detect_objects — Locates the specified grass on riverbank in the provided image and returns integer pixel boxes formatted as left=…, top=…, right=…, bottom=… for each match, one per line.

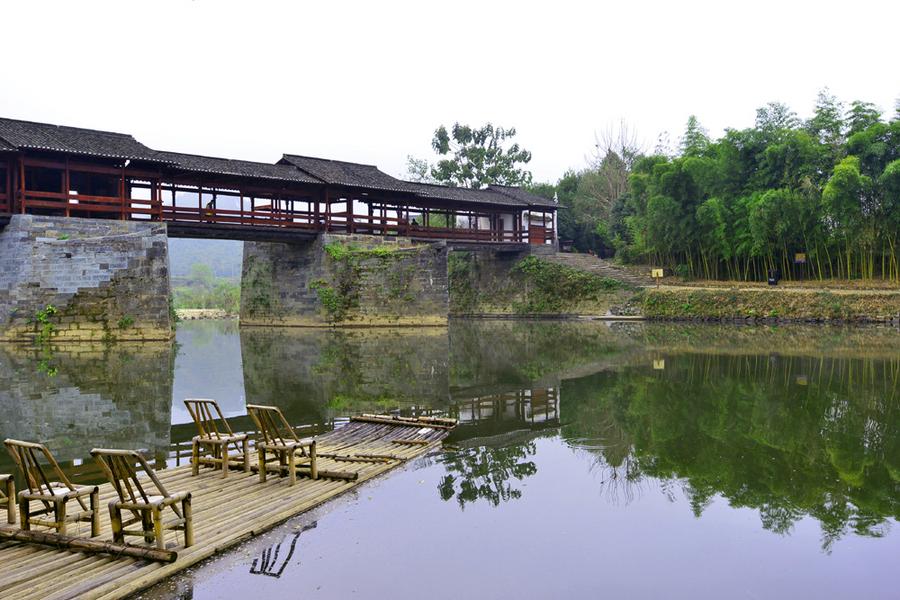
left=642, top=287, right=900, bottom=321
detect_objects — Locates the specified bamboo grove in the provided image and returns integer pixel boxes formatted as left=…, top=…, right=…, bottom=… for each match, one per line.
left=544, top=92, right=900, bottom=281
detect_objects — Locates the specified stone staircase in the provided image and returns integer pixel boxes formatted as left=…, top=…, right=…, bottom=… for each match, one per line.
left=542, top=253, right=653, bottom=287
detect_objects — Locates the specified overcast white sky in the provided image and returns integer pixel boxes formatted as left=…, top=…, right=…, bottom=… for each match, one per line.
left=2, top=1, right=897, bottom=183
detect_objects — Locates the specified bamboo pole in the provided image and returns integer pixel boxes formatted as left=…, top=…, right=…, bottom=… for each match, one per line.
left=0, top=528, right=176, bottom=563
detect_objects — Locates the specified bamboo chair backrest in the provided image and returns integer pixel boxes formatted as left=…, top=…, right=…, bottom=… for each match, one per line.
left=246, top=405, right=300, bottom=447
left=90, top=449, right=182, bottom=518
left=4, top=439, right=77, bottom=496
left=184, top=398, right=236, bottom=440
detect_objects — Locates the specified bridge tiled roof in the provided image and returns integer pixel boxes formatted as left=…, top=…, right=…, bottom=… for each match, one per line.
left=0, top=118, right=172, bottom=164
left=487, top=184, right=557, bottom=208
left=400, top=181, right=524, bottom=207
left=156, top=151, right=323, bottom=185
left=279, top=154, right=415, bottom=194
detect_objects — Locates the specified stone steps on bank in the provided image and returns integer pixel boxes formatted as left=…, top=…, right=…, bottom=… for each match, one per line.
left=542, top=253, right=652, bottom=287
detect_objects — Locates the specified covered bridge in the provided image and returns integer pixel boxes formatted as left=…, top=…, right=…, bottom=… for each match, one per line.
left=0, top=117, right=557, bottom=245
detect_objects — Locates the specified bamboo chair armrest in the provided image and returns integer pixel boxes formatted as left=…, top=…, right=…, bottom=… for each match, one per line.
left=113, top=500, right=153, bottom=511
left=90, top=448, right=140, bottom=456
left=259, top=440, right=313, bottom=451
left=113, top=491, right=189, bottom=511
left=163, top=491, right=191, bottom=505
left=3, top=440, right=44, bottom=449
left=194, top=433, right=248, bottom=443
left=18, top=486, right=97, bottom=502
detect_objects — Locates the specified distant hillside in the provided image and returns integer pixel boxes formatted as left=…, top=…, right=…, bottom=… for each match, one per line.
left=168, top=238, right=243, bottom=278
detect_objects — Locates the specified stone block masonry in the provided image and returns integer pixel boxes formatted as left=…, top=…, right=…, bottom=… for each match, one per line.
left=241, top=233, right=449, bottom=326
left=0, top=215, right=174, bottom=342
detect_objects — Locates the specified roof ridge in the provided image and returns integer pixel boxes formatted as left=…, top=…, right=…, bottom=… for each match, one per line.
left=159, top=149, right=287, bottom=166
left=0, top=116, right=134, bottom=139
left=281, top=153, right=379, bottom=169
left=58, top=125, right=135, bottom=139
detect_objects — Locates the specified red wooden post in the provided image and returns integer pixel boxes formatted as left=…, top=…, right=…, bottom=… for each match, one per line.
left=348, top=197, right=354, bottom=234
left=64, top=158, right=70, bottom=217
left=19, top=157, right=25, bottom=214
left=324, top=190, right=330, bottom=232
left=3, top=160, right=9, bottom=213
left=120, top=166, right=126, bottom=220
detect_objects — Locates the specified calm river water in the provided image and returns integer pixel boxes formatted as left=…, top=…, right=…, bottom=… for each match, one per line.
left=1, top=320, right=898, bottom=599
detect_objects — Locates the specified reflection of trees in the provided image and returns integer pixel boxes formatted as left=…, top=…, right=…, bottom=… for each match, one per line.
left=438, top=441, right=538, bottom=509
left=562, top=353, right=900, bottom=551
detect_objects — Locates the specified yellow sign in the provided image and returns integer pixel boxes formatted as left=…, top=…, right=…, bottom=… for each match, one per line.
left=794, top=253, right=806, bottom=264
left=651, top=268, right=664, bottom=278
left=653, top=359, right=665, bottom=370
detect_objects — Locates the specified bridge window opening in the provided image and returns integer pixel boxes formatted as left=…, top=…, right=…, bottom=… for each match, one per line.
left=25, top=166, right=62, bottom=194
left=68, top=170, right=119, bottom=198
left=126, top=179, right=154, bottom=220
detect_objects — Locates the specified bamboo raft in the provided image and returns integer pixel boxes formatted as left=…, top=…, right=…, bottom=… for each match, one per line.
left=0, top=415, right=455, bottom=600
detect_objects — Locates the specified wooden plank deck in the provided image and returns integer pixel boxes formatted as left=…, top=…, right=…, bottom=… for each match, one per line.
left=0, top=417, right=454, bottom=600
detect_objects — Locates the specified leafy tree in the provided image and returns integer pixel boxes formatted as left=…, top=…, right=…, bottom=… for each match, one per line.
left=599, top=92, right=900, bottom=281
left=415, top=123, right=533, bottom=189
left=847, top=100, right=882, bottom=135
left=755, top=101, right=800, bottom=138
left=405, top=155, right=434, bottom=183
left=680, top=115, right=710, bottom=156
left=807, top=88, right=846, bottom=172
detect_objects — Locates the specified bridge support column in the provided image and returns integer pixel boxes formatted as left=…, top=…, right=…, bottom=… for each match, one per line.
left=240, top=234, right=449, bottom=326
left=0, top=215, right=174, bottom=342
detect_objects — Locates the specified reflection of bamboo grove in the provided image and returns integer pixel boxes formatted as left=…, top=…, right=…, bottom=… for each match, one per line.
left=563, top=352, right=900, bottom=551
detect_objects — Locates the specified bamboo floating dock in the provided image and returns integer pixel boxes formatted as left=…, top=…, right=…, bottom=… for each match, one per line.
left=0, top=415, right=455, bottom=600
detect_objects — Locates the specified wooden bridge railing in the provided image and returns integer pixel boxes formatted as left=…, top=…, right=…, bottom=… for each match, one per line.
left=13, top=190, right=546, bottom=244
left=21, top=190, right=162, bottom=220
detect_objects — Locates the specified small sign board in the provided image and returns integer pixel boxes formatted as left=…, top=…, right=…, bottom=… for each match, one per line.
left=794, top=253, right=807, bottom=264
left=651, top=268, right=664, bottom=278
left=653, top=359, right=666, bottom=370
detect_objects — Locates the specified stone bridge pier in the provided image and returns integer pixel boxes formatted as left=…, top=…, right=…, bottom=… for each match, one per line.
left=240, top=233, right=450, bottom=326
left=0, top=215, right=174, bottom=342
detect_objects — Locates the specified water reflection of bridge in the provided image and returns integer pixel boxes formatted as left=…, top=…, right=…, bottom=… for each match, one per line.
left=449, top=387, right=559, bottom=430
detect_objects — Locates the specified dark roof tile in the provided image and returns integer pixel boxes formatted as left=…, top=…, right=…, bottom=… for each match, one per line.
left=401, top=181, right=524, bottom=207
left=156, top=150, right=322, bottom=185
left=488, top=185, right=558, bottom=208
left=279, top=154, right=413, bottom=193
left=0, top=118, right=170, bottom=164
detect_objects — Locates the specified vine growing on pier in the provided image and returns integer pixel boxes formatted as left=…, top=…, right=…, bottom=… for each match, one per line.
left=33, top=304, right=58, bottom=345
left=313, top=242, right=414, bottom=323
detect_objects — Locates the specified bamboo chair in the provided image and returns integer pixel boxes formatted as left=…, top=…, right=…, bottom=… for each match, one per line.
left=184, top=398, right=250, bottom=477
left=90, top=448, right=193, bottom=549
left=1, top=473, right=15, bottom=524
left=4, top=439, right=99, bottom=536
left=246, top=404, right=318, bottom=486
